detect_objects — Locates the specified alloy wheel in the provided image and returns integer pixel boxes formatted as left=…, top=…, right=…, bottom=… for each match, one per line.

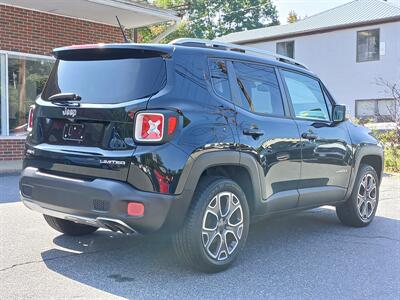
left=357, top=174, right=377, bottom=220
left=201, top=191, right=244, bottom=261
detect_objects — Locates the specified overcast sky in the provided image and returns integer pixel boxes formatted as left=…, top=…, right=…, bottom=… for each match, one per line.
left=275, top=0, right=400, bottom=24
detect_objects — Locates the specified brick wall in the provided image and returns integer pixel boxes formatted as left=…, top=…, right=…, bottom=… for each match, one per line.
left=0, top=4, right=127, bottom=160
left=0, top=4, right=125, bottom=56
left=0, top=139, right=25, bottom=161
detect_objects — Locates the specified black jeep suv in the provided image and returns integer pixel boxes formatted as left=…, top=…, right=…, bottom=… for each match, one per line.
left=20, top=39, right=384, bottom=272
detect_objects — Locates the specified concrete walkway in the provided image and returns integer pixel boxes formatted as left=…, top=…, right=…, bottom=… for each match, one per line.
left=0, top=160, right=22, bottom=174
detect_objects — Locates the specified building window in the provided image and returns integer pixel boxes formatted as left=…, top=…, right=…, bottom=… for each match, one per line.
left=7, top=54, right=53, bottom=136
left=355, top=99, right=396, bottom=122
left=276, top=41, right=295, bottom=59
left=357, top=29, right=379, bottom=62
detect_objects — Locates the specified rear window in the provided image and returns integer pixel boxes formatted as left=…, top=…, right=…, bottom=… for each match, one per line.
left=42, top=56, right=166, bottom=104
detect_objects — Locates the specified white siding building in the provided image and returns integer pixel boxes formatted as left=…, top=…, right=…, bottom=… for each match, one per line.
left=218, top=0, right=400, bottom=121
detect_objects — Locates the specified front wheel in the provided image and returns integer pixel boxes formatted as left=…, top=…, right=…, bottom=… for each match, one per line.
left=173, top=177, right=250, bottom=273
left=336, top=164, right=379, bottom=227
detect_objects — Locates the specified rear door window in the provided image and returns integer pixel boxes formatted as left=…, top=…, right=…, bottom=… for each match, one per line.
left=42, top=55, right=166, bottom=104
left=232, top=61, right=285, bottom=116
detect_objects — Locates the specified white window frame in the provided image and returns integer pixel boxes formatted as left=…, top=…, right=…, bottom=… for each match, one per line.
left=276, top=40, right=295, bottom=59
left=356, top=28, right=380, bottom=63
left=355, top=98, right=396, bottom=122
left=0, top=50, right=55, bottom=137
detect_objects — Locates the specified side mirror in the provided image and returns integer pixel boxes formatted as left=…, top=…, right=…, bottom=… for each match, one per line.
left=333, top=104, right=346, bottom=122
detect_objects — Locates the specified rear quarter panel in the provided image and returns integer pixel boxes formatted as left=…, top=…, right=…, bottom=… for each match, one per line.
left=135, top=49, right=238, bottom=194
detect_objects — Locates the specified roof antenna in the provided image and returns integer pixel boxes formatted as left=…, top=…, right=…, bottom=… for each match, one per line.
left=116, top=16, right=129, bottom=43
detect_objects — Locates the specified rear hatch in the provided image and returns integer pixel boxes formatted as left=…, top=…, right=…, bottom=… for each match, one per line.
left=26, top=45, right=171, bottom=181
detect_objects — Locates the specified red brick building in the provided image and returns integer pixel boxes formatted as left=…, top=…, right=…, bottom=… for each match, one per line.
left=0, top=0, right=179, bottom=160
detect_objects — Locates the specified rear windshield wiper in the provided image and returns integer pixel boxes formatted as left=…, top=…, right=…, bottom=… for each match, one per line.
left=48, top=93, right=81, bottom=102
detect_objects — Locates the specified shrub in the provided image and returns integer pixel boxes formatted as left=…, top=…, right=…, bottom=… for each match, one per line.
left=352, top=118, right=399, bottom=173
left=373, top=129, right=400, bottom=173
left=376, top=129, right=400, bottom=172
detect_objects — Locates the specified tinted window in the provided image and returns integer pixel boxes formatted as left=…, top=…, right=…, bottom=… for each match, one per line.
left=276, top=41, right=295, bottom=58
left=357, top=29, right=379, bottom=62
left=282, top=71, right=330, bottom=121
left=209, top=59, right=231, bottom=100
left=233, top=62, right=284, bottom=116
left=42, top=57, right=166, bottom=104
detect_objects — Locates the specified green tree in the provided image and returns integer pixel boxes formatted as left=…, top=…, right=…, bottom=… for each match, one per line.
left=188, top=0, right=279, bottom=39
left=154, top=0, right=185, bottom=8
left=137, top=0, right=193, bottom=43
left=137, top=20, right=194, bottom=43
left=139, top=0, right=279, bottom=42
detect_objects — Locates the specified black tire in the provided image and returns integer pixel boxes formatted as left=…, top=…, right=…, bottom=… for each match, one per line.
left=336, top=164, right=379, bottom=227
left=173, top=176, right=250, bottom=273
left=43, top=215, right=98, bottom=236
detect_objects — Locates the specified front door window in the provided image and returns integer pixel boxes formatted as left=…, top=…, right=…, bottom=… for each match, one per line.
left=281, top=70, right=330, bottom=121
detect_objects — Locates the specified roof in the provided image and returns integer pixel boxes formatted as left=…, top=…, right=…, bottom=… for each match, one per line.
left=0, top=0, right=180, bottom=28
left=54, top=41, right=316, bottom=76
left=217, top=0, right=400, bottom=44
left=170, top=38, right=309, bottom=69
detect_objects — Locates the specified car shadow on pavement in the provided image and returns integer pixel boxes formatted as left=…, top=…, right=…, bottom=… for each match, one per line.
left=41, top=207, right=400, bottom=299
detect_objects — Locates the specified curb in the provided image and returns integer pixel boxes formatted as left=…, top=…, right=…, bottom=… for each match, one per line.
left=0, top=170, right=21, bottom=176
left=0, top=160, right=23, bottom=176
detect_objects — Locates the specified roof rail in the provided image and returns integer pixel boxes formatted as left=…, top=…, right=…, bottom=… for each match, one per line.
left=169, top=38, right=308, bottom=69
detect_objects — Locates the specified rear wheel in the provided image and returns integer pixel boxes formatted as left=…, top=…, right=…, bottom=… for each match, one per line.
left=336, top=164, right=379, bottom=227
left=173, top=177, right=250, bottom=273
left=43, top=215, right=98, bottom=236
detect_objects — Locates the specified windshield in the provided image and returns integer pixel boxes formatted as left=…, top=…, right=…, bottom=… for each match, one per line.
left=42, top=57, right=166, bottom=104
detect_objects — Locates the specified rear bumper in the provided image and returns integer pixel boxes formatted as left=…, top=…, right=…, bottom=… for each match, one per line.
left=20, top=167, right=180, bottom=233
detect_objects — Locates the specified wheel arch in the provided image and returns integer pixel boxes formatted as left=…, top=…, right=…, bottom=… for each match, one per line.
left=345, top=144, right=384, bottom=200
left=167, top=151, right=263, bottom=229
left=360, top=155, right=383, bottom=182
left=196, top=164, right=258, bottom=215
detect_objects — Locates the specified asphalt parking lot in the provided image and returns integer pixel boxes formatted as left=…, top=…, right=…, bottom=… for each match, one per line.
left=0, top=173, right=399, bottom=299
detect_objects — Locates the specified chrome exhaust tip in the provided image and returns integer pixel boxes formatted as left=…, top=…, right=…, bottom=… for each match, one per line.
left=96, top=217, right=137, bottom=235
left=22, top=198, right=138, bottom=235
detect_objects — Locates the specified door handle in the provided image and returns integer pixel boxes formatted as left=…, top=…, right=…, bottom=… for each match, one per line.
left=243, top=128, right=264, bottom=137
left=301, top=132, right=318, bottom=140
left=276, top=153, right=290, bottom=161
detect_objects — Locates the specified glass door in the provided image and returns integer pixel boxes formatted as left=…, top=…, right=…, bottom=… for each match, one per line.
left=7, top=54, right=53, bottom=136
